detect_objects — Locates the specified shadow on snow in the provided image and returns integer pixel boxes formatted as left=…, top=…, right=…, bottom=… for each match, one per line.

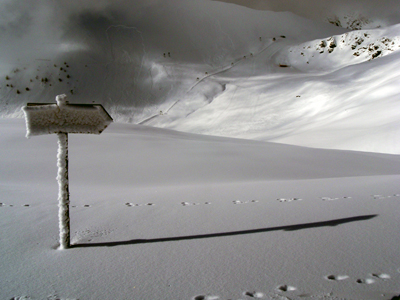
left=72, top=214, right=378, bottom=248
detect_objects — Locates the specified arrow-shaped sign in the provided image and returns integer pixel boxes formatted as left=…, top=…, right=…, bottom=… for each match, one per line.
left=22, top=97, right=112, bottom=137
left=22, top=94, right=113, bottom=249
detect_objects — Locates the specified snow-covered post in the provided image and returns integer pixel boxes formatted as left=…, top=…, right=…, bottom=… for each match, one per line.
left=22, top=94, right=113, bottom=250
left=57, top=132, right=70, bottom=249
left=55, top=95, right=70, bottom=249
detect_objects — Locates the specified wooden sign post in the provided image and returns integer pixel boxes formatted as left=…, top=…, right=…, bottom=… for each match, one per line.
left=22, top=94, right=113, bottom=249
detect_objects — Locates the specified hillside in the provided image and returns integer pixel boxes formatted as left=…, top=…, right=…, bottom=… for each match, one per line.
left=1, top=0, right=399, bottom=153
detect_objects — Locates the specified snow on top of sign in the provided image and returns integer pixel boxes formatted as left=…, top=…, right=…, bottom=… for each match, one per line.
left=56, top=94, right=68, bottom=106
left=22, top=95, right=113, bottom=137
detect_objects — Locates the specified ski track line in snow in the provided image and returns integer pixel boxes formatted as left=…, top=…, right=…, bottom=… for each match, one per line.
left=187, top=36, right=290, bottom=92
left=138, top=37, right=290, bottom=125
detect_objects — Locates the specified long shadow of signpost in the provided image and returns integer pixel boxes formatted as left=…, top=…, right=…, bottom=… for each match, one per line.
left=72, top=214, right=377, bottom=248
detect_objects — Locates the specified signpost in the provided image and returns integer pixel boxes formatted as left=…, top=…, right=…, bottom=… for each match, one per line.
left=22, top=94, right=113, bottom=249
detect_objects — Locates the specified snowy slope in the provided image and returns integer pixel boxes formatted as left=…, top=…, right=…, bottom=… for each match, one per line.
left=0, top=0, right=344, bottom=115
left=1, top=118, right=400, bottom=300
left=1, top=0, right=400, bottom=153
left=4, top=0, right=400, bottom=154
left=150, top=26, right=400, bottom=154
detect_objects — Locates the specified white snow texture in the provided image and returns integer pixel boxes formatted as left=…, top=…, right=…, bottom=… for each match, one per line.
left=1, top=0, right=400, bottom=299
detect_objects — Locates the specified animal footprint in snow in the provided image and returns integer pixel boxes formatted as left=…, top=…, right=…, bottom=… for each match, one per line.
left=0, top=203, right=16, bottom=207
left=276, top=285, right=297, bottom=292
left=125, top=202, right=154, bottom=207
left=192, top=295, right=220, bottom=300
left=243, top=291, right=265, bottom=298
left=0, top=203, right=30, bottom=207
left=277, top=198, right=302, bottom=203
left=321, top=197, right=339, bottom=201
left=321, top=196, right=352, bottom=201
left=371, top=194, right=399, bottom=199
left=371, top=273, right=391, bottom=280
left=181, top=202, right=210, bottom=206
left=181, top=202, right=199, bottom=206
left=233, top=200, right=258, bottom=204
left=233, top=200, right=247, bottom=204
left=325, top=274, right=349, bottom=281
left=356, top=278, right=375, bottom=284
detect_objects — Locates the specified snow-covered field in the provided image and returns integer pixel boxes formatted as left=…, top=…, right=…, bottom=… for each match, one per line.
left=1, top=118, right=400, bottom=300
left=1, top=0, right=400, bottom=299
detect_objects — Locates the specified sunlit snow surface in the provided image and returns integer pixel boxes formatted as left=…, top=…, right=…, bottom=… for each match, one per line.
left=1, top=0, right=400, bottom=153
left=1, top=119, right=400, bottom=300
left=1, top=1, right=400, bottom=298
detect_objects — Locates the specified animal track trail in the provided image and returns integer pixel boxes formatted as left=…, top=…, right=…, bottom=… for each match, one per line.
left=371, top=273, right=391, bottom=280
left=0, top=202, right=30, bottom=207
left=192, top=295, right=220, bottom=300
left=10, top=295, right=78, bottom=300
left=372, top=194, right=400, bottom=199
left=125, top=202, right=155, bottom=207
left=321, top=196, right=352, bottom=201
left=71, top=204, right=92, bottom=208
left=243, top=291, right=265, bottom=298
left=356, top=278, right=376, bottom=284
left=277, top=198, right=302, bottom=203
left=233, top=200, right=259, bottom=204
left=276, top=285, right=297, bottom=292
left=323, top=272, right=392, bottom=285
left=325, top=274, right=349, bottom=281
left=181, top=202, right=212, bottom=206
